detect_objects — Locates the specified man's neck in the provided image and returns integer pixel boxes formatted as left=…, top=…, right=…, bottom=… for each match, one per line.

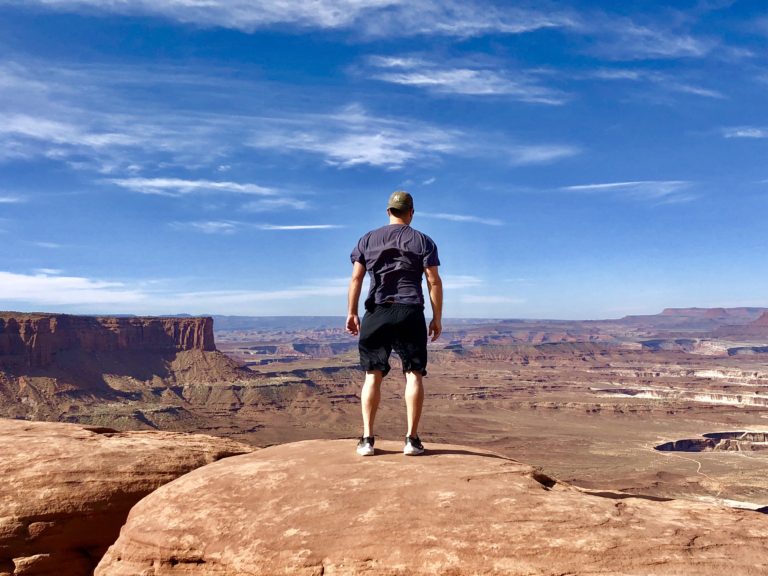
left=389, top=217, right=410, bottom=226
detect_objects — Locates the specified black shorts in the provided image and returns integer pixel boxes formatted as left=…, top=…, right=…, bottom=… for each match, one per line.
left=358, top=304, right=428, bottom=376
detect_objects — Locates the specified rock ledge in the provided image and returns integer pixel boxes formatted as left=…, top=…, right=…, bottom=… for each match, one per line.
left=98, top=439, right=768, bottom=575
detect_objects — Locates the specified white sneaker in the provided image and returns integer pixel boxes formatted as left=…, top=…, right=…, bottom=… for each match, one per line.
left=356, top=436, right=375, bottom=456
left=404, top=435, right=424, bottom=455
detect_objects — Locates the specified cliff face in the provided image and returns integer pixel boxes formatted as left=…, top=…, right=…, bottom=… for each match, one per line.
left=1, top=418, right=252, bottom=576
left=0, top=313, right=215, bottom=369
left=714, top=311, right=768, bottom=340
left=751, top=311, right=768, bottom=326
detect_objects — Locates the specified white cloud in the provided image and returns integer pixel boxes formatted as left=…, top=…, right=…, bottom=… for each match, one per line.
left=170, top=221, right=342, bottom=234
left=562, top=180, right=696, bottom=203
left=442, top=275, right=483, bottom=290
left=257, top=224, right=342, bottom=231
left=0, top=60, right=577, bottom=176
left=171, top=285, right=348, bottom=307
left=33, top=241, right=63, bottom=249
left=584, top=18, right=715, bottom=60
left=170, top=220, right=240, bottom=234
left=34, top=268, right=63, bottom=275
left=248, top=104, right=459, bottom=169
left=0, top=271, right=145, bottom=306
left=723, top=127, right=768, bottom=139
left=590, top=68, right=724, bottom=99
left=420, top=212, right=503, bottom=226
left=109, top=178, right=274, bottom=197
left=367, top=56, right=567, bottom=104
left=422, top=177, right=436, bottom=185
left=669, top=83, right=725, bottom=99
left=242, top=198, right=309, bottom=212
left=0, top=62, right=242, bottom=172
left=0, top=196, right=23, bottom=203
left=3, top=0, right=575, bottom=38
left=0, top=269, right=350, bottom=314
left=592, top=69, right=644, bottom=80
left=509, top=145, right=580, bottom=165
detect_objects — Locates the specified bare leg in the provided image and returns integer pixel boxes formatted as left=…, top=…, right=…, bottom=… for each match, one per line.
left=404, top=371, right=424, bottom=437
left=361, top=370, right=383, bottom=437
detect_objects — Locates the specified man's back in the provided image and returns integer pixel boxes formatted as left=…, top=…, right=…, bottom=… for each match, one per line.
left=351, top=223, right=439, bottom=310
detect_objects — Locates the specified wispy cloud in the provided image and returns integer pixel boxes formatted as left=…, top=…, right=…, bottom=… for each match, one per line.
left=257, top=224, right=342, bottom=231
left=0, top=195, right=24, bottom=203
left=723, top=127, right=768, bottom=139
left=561, top=180, right=696, bottom=203
left=670, top=83, right=725, bottom=99
left=583, top=17, right=715, bottom=60
left=170, top=220, right=240, bottom=235
left=442, top=275, right=483, bottom=290
left=420, top=212, right=503, bottom=226
left=367, top=56, right=567, bottom=104
left=591, top=68, right=725, bottom=99
left=109, top=178, right=274, bottom=197
left=1, top=60, right=579, bottom=175
left=242, top=198, right=309, bottom=212
left=248, top=104, right=459, bottom=169
left=0, top=270, right=144, bottom=306
left=170, top=221, right=342, bottom=234
left=0, top=269, right=350, bottom=313
left=509, top=145, right=580, bottom=165
left=171, top=285, right=347, bottom=307
left=3, top=1, right=575, bottom=38
left=0, top=61, right=247, bottom=173
left=33, top=241, right=63, bottom=249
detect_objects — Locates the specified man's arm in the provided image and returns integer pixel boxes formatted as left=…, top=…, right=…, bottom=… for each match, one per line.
left=346, top=261, right=366, bottom=336
left=424, top=265, right=443, bottom=342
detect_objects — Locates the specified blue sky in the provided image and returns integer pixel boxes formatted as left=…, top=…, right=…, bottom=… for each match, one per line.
left=0, top=0, right=766, bottom=319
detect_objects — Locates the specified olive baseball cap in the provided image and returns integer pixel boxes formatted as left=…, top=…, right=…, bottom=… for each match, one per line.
left=387, top=190, right=414, bottom=211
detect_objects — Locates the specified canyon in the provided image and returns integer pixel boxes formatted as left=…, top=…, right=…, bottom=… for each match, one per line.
left=2, top=308, right=768, bottom=573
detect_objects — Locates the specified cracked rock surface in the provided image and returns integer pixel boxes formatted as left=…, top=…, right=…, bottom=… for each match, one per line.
left=0, top=418, right=253, bottom=576
left=97, top=439, right=768, bottom=575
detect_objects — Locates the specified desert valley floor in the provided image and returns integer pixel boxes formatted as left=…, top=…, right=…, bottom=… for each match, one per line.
left=3, top=308, right=768, bottom=511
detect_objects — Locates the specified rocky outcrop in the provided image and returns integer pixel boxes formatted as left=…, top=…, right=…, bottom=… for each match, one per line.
left=97, top=439, right=768, bottom=575
left=657, top=431, right=768, bottom=452
left=0, top=313, right=215, bottom=370
left=714, top=311, right=768, bottom=341
left=751, top=312, right=768, bottom=326
left=0, top=418, right=253, bottom=576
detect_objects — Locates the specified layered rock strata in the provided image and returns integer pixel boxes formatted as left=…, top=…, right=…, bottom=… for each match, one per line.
left=97, top=439, right=768, bottom=575
left=0, top=313, right=215, bottom=370
left=0, top=418, right=253, bottom=576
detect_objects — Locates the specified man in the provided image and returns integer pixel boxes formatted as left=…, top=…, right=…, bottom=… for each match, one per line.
left=346, top=190, right=443, bottom=456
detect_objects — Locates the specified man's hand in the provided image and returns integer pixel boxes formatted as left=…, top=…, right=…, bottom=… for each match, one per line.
left=346, top=314, right=361, bottom=336
left=347, top=262, right=365, bottom=337
left=428, top=318, right=442, bottom=342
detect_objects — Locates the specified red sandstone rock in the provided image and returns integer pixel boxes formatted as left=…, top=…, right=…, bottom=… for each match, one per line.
left=0, top=418, right=253, bottom=576
left=714, top=311, right=768, bottom=340
left=97, top=439, right=768, bottom=576
left=0, top=313, right=215, bottom=370
left=751, top=312, right=768, bottom=327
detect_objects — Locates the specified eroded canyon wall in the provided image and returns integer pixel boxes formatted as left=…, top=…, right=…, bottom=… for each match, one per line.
left=0, top=313, right=215, bottom=369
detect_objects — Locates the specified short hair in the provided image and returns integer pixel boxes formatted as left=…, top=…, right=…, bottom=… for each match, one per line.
left=388, top=207, right=409, bottom=219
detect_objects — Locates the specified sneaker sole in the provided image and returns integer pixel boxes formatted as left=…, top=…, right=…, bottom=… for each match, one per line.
left=357, top=447, right=375, bottom=456
left=403, top=446, right=424, bottom=456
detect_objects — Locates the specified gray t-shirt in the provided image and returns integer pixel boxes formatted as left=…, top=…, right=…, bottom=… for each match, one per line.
left=351, top=224, right=440, bottom=311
